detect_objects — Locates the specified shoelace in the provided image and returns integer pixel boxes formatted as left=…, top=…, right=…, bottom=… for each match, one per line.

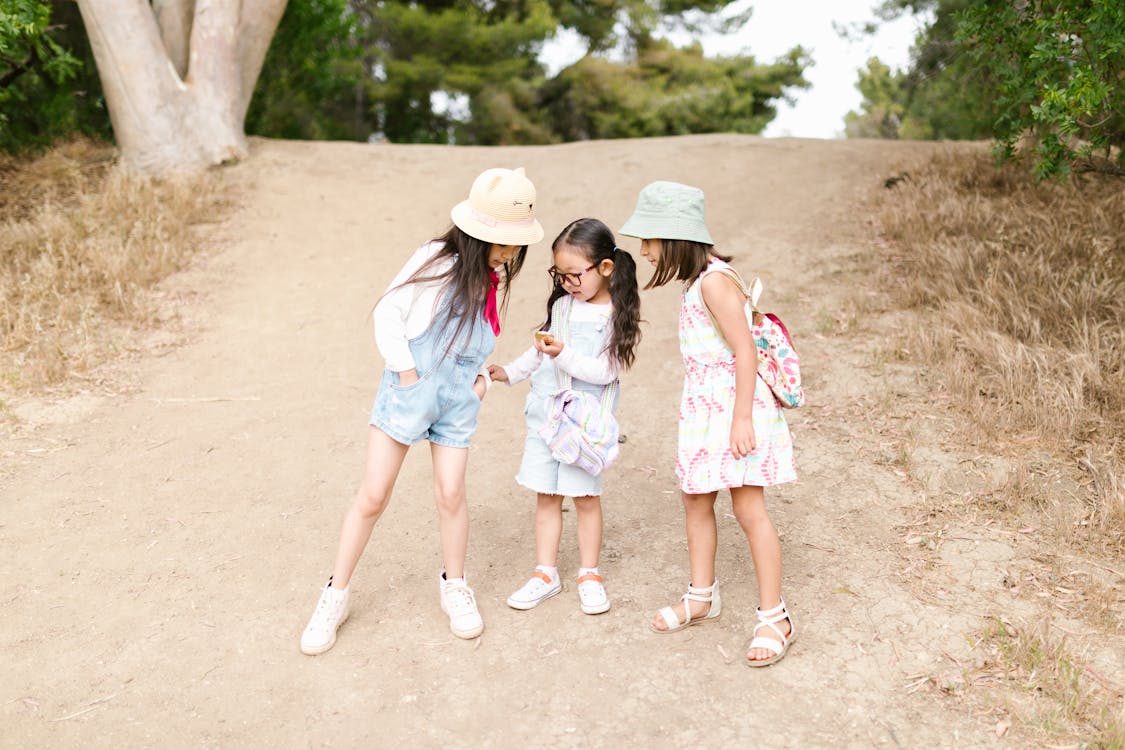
left=312, top=593, right=344, bottom=624
left=444, top=585, right=476, bottom=613
left=578, top=581, right=605, bottom=602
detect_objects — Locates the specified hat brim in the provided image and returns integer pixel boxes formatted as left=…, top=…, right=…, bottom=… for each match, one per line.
left=619, top=213, right=713, bottom=245
left=451, top=201, right=544, bottom=246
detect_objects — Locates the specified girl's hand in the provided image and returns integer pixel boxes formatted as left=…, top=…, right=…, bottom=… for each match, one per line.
left=730, top=415, right=757, bottom=459
left=536, top=337, right=564, bottom=358
left=472, top=375, right=487, bottom=401
left=398, top=368, right=419, bottom=386
left=486, top=364, right=509, bottom=383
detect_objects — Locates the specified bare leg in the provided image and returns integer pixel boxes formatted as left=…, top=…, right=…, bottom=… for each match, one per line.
left=650, top=491, right=719, bottom=630
left=535, top=493, right=564, bottom=568
left=731, top=485, right=790, bottom=663
left=330, top=428, right=410, bottom=589
left=430, top=442, right=471, bottom=579
left=572, top=495, right=602, bottom=569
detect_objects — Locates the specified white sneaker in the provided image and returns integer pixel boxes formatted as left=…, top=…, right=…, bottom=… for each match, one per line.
left=440, top=574, right=484, bottom=639
left=506, top=570, right=563, bottom=610
left=577, top=572, right=610, bottom=615
left=300, top=580, right=350, bottom=655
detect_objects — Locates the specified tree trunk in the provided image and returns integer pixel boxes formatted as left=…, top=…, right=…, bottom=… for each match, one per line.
left=76, top=0, right=286, bottom=176
left=153, top=0, right=194, bottom=78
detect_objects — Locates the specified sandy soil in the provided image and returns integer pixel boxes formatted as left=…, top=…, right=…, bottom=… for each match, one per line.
left=2, top=134, right=1045, bottom=747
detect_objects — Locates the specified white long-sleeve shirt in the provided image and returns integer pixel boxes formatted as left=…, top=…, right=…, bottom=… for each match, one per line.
left=501, top=299, right=618, bottom=387
left=372, top=242, right=489, bottom=385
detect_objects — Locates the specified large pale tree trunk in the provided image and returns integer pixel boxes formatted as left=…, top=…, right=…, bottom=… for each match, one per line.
left=77, top=0, right=287, bottom=175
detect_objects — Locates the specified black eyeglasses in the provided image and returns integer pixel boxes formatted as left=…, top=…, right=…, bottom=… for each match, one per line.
left=548, top=264, right=597, bottom=286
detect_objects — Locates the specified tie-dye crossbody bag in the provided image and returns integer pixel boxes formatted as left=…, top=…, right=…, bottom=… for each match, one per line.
left=537, top=296, right=621, bottom=475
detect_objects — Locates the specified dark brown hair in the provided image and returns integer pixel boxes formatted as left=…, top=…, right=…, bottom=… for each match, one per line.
left=644, top=239, right=731, bottom=289
left=389, top=224, right=527, bottom=356
left=543, top=218, right=642, bottom=370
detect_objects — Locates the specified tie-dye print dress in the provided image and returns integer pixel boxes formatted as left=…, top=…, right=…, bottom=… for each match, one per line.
left=676, top=259, right=797, bottom=493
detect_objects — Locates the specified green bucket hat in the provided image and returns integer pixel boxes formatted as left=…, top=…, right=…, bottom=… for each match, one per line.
left=618, top=180, right=714, bottom=244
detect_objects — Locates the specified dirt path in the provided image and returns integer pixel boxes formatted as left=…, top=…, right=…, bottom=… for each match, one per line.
left=2, top=135, right=1012, bottom=747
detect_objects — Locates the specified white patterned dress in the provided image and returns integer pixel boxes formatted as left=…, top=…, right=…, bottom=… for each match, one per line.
left=676, top=259, right=797, bottom=493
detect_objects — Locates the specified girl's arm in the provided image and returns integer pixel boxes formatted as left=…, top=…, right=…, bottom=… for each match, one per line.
left=552, top=345, right=618, bottom=385
left=372, top=243, right=442, bottom=380
left=488, top=346, right=542, bottom=386
left=701, top=272, right=757, bottom=457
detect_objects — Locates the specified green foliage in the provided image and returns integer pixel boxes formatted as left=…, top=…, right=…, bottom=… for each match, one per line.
left=542, top=39, right=809, bottom=140
left=3, top=0, right=810, bottom=151
left=957, top=0, right=1125, bottom=179
left=0, top=1, right=103, bottom=152
left=844, top=57, right=906, bottom=139
left=246, top=0, right=370, bottom=141
left=845, top=0, right=997, bottom=142
left=355, top=0, right=558, bottom=143
left=848, top=0, right=1125, bottom=178
left=358, top=0, right=808, bottom=144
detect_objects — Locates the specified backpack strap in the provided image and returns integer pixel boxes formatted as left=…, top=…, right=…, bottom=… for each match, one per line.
left=701, top=264, right=765, bottom=343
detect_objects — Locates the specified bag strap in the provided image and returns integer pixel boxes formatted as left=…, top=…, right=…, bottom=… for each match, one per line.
left=553, top=295, right=573, bottom=391
left=701, top=264, right=765, bottom=347
left=552, top=295, right=619, bottom=409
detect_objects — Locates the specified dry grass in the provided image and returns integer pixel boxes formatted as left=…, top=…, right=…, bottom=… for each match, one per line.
left=0, top=139, right=228, bottom=390
left=874, top=152, right=1125, bottom=745
left=974, top=616, right=1124, bottom=747
left=877, top=152, right=1125, bottom=557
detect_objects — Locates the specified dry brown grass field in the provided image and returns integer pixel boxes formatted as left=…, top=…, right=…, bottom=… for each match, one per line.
left=0, top=139, right=227, bottom=391
left=871, top=152, right=1124, bottom=744
left=0, top=136, right=1121, bottom=748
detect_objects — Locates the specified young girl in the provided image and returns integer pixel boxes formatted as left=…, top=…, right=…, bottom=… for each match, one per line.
left=620, top=181, right=797, bottom=667
left=487, top=218, right=641, bottom=615
left=300, top=167, right=544, bottom=654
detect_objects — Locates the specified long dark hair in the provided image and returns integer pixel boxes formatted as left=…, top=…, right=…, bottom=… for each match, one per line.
left=542, top=218, right=641, bottom=370
left=644, top=239, right=731, bottom=289
left=390, top=225, right=527, bottom=353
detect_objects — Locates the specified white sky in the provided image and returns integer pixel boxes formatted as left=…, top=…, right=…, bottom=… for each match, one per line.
left=539, top=0, right=926, bottom=139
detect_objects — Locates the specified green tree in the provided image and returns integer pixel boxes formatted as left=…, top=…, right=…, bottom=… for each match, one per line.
left=845, top=0, right=996, bottom=142
left=353, top=0, right=558, bottom=144
left=246, top=0, right=369, bottom=141
left=0, top=0, right=92, bottom=151
left=542, top=39, right=809, bottom=141
left=355, top=0, right=808, bottom=144
left=848, top=0, right=1125, bottom=178
left=958, top=0, right=1125, bottom=178
left=4, top=0, right=810, bottom=153
left=844, top=57, right=905, bottom=139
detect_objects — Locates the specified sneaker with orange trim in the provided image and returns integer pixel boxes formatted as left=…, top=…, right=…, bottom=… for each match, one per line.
left=506, top=569, right=562, bottom=610
left=577, top=572, right=610, bottom=615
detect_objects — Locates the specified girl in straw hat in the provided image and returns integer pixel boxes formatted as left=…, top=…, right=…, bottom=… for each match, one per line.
left=620, top=180, right=797, bottom=667
left=301, top=167, right=544, bottom=654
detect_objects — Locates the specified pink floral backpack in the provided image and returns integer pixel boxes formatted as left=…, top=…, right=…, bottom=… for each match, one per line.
left=704, top=266, right=805, bottom=409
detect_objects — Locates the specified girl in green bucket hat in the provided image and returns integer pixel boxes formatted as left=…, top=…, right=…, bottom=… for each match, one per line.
left=620, top=180, right=798, bottom=668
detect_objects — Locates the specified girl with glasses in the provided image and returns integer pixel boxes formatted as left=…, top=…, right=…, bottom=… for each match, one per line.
left=487, top=218, right=641, bottom=615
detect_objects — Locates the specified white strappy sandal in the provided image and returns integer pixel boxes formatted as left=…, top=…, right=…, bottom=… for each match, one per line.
left=746, top=598, right=796, bottom=667
left=650, top=580, right=722, bottom=634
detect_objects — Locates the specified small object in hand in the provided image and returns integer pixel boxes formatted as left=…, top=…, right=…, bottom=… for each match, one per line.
left=535, top=331, right=553, bottom=343
left=618, top=434, right=627, bottom=444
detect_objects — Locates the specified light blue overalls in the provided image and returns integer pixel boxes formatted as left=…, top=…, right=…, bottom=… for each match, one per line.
left=516, top=298, right=616, bottom=496
left=370, top=298, right=495, bottom=449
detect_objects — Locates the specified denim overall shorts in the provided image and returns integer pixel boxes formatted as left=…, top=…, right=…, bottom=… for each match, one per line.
left=369, top=300, right=496, bottom=449
left=515, top=306, right=616, bottom=497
